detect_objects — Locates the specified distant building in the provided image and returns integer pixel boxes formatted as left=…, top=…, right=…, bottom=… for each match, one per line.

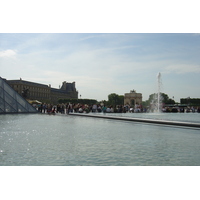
left=124, top=89, right=142, bottom=107
left=6, top=78, right=78, bottom=104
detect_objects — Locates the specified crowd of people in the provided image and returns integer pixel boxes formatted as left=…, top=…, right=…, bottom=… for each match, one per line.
left=162, top=106, right=200, bottom=113
left=34, top=103, right=145, bottom=114
left=33, top=102, right=200, bottom=114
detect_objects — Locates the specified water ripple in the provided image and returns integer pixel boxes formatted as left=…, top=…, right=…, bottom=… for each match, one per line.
left=0, top=114, right=200, bottom=166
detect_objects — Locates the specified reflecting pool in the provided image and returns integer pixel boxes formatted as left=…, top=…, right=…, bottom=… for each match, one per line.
left=0, top=113, right=200, bottom=166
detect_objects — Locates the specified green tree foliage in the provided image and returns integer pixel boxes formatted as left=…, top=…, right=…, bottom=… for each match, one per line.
left=108, top=93, right=124, bottom=106
left=142, top=93, right=175, bottom=107
left=161, top=93, right=175, bottom=104
left=58, top=98, right=97, bottom=105
left=181, top=98, right=200, bottom=106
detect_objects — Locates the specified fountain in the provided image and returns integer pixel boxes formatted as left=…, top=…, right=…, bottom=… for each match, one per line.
left=157, top=72, right=162, bottom=112
left=150, top=72, right=163, bottom=113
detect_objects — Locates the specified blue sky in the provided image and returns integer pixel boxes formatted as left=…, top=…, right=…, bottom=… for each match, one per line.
left=1, top=33, right=200, bottom=102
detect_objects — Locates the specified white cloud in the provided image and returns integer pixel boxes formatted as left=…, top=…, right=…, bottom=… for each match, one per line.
left=164, top=64, right=200, bottom=74
left=78, top=34, right=107, bottom=42
left=0, top=49, right=17, bottom=58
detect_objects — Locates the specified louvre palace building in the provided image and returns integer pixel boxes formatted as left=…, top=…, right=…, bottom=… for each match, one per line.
left=5, top=78, right=78, bottom=104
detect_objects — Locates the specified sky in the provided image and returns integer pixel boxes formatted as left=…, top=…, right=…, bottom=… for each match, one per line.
left=1, top=33, right=200, bottom=102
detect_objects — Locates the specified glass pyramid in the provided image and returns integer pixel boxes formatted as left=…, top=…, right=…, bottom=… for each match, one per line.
left=0, top=77, right=37, bottom=114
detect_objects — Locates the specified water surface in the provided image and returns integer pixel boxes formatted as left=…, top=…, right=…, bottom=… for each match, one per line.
left=0, top=113, right=200, bottom=166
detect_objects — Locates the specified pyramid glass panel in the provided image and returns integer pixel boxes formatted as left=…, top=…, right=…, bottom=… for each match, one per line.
left=17, top=103, right=29, bottom=112
left=4, top=102, right=16, bottom=113
left=4, top=91, right=18, bottom=111
left=0, top=97, right=5, bottom=112
left=0, top=86, right=3, bottom=98
left=0, top=77, right=37, bottom=114
left=4, top=83, right=16, bottom=99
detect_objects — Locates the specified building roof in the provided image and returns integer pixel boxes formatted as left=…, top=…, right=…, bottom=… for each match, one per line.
left=7, top=79, right=49, bottom=88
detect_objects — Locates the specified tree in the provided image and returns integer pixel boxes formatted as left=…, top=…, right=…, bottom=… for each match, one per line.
left=108, top=93, right=124, bottom=106
left=58, top=98, right=97, bottom=105
left=161, top=93, right=176, bottom=104
left=142, top=93, right=175, bottom=107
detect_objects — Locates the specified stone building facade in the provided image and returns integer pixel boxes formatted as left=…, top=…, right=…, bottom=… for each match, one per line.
left=6, top=78, right=78, bottom=104
left=124, top=89, right=142, bottom=107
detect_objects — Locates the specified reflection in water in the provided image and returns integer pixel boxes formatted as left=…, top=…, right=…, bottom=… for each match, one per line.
left=0, top=113, right=200, bottom=166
